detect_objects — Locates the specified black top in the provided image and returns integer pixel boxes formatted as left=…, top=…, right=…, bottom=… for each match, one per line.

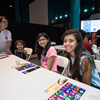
left=16, top=51, right=26, bottom=60
left=96, top=30, right=100, bottom=43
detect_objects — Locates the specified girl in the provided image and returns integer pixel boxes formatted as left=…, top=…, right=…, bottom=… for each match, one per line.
left=62, top=29, right=100, bottom=89
left=14, top=40, right=28, bottom=60
left=35, top=32, right=58, bottom=73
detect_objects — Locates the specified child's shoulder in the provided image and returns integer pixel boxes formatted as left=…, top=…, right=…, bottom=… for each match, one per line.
left=49, top=46, right=54, bottom=49
left=15, top=49, right=19, bottom=52
left=15, top=49, right=24, bottom=53
left=48, top=46, right=56, bottom=51
left=14, top=49, right=17, bottom=52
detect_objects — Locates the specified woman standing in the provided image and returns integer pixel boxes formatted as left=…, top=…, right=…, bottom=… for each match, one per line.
left=0, top=16, right=12, bottom=54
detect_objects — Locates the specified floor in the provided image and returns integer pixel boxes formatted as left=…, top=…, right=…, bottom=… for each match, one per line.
left=29, top=51, right=66, bottom=74
left=29, top=57, right=41, bottom=66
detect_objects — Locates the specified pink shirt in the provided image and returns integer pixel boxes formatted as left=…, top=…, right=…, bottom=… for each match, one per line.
left=41, top=46, right=58, bottom=73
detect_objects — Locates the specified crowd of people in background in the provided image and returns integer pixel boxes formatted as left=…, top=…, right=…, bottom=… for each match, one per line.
left=0, top=15, right=100, bottom=89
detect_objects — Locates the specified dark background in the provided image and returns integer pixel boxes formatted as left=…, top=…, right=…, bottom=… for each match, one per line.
left=0, top=0, right=100, bottom=54
left=0, top=0, right=99, bottom=22
left=7, top=20, right=64, bottom=54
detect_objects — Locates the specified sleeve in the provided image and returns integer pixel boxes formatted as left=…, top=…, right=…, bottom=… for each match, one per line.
left=81, top=57, right=92, bottom=85
left=87, top=42, right=92, bottom=52
left=7, top=30, right=12, bottom=41
left=47, top=46, right=57, bottom=58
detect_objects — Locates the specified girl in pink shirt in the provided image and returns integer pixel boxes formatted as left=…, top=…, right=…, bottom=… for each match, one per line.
left=35, top=32, right=58, bottom=73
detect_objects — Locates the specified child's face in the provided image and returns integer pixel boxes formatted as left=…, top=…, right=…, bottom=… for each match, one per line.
left=63, top=34, right=77, bottom=55
left=16, top=42, right=24, bottom=50
left=37, top=36, right=48, bottom=48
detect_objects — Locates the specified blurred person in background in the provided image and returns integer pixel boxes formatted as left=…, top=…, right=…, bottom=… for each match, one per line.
left=79, top=30, right=94, bottom=55
left=96, top=29, right=100, bottom=47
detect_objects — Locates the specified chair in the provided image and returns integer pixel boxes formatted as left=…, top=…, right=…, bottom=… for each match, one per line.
left=24, top=47, right=33, bottom=61
left=94, top=60, right=100, bottom=73
left=57, top=55, right=69, bottom=75
left=51, top=42, right=56, bottom=46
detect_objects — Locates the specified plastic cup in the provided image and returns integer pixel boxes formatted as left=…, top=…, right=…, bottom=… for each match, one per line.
left=16, top=60, right=20, bottom=65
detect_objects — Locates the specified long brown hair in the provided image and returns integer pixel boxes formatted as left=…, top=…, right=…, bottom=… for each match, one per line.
left=62, top=29, right=86, bottom=81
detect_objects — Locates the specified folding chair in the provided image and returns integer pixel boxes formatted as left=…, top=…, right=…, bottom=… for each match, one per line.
left=57, top=55, right=69, bottom=75
left=24, top=47, right=33, bottom=61
left=94, top=60, right=100, bottom=73
left=51, top=42, right=56, bottom=46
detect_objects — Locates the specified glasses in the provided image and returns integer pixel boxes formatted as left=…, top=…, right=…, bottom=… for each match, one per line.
left=1, top=21, right=8, bottom=24
left=37, top=38, right=46, bottom=42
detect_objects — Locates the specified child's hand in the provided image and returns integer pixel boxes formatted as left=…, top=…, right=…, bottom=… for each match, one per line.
left=25, top=58, right=28, bottom=61
left=40, top=65, right=43, bottom=67
left=58, top=78, right=67, bottom=85
left=6, top=49, right=12, bottom=54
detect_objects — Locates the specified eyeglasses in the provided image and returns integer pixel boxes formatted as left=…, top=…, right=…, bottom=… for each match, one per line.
left=37, top=38, right=46, bottom=42
left=1, top=21, right=8, bottom=24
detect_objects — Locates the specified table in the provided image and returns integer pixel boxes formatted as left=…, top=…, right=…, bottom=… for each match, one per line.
left=92, top=48, right=100, bottom=60
left=92, top=48, right=99, bottom=54
left=53, top=45, right=66, bottom=55
left=0, top=55, right=100, bottom=100
left=53, top=45, right=66, bottom=51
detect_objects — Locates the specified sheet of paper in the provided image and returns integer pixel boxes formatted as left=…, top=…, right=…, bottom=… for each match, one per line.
left=11, top=63, right=28, bottom=68
left=45, top=78, right=68, bottom=95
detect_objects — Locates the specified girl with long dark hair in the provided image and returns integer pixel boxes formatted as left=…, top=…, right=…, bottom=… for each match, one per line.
left=62, top=29, right=100, bottom=89
left=35, top=32, right=58, bottom=73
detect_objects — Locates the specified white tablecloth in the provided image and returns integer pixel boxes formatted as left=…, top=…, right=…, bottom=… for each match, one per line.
left=0, top=55, right=100, bottom=100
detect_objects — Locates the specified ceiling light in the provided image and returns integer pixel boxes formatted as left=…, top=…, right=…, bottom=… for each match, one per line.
left=65, top=14, right=68, bottom=17
left=10, top=5, right=12, bottom=7
left=60, top=16, right=63, bottom=19
left=55, top=17, right=58, bottom=20
left=84, top=9, right=88, bottom=12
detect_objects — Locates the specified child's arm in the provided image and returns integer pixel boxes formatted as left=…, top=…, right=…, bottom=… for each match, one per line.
left=24, top=50, right=29, bottom=61
left=47, top=56, right=55, bottom=70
